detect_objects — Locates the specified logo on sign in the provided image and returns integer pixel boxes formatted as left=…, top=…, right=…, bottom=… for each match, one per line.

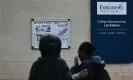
left=97, top=2, right=127, bottom=15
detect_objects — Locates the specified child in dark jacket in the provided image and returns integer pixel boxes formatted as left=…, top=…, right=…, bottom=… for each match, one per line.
left=71, top=42, right=107, bottom=80
left=28, top=34, right=88, bottom=80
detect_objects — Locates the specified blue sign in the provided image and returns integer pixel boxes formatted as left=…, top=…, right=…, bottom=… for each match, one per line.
left=91, top=0, right=133, bottom=63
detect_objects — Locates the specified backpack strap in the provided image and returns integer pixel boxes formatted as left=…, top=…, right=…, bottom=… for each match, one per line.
left=82, top=60, right=96, bottom=66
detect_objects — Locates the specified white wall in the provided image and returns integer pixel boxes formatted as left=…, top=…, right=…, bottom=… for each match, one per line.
left=0, top=0, right=133, bottom=80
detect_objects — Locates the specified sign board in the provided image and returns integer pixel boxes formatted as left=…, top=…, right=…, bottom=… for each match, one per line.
left=31, top=19, right=71, bottom=49
left=91, top=0, right=133, bottom=63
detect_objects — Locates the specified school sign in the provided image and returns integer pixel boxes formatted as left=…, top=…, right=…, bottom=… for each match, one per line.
left=91, top=0, right=133, bottom=63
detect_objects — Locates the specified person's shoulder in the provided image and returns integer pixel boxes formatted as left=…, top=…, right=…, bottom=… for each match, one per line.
left=80, top=60, right=94, bottom=70
left=56, top=57, right=69, bottom=72
left=57, top=57, right=67, bottom=65
left=30, top=58, right=42, bottom=73
left=31, top=57, right=43, bottom=67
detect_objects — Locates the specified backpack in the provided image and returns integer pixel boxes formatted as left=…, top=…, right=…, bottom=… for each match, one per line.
left=83, top=60, right=111, bottom=80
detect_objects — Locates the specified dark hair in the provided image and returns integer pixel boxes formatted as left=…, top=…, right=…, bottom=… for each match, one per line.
left=39, top=34, right=61, bottom=57
left=78, top=42, right=95, bottom=55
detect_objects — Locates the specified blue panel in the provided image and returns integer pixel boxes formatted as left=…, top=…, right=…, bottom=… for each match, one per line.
left=91, top=0, right=133, bottom=63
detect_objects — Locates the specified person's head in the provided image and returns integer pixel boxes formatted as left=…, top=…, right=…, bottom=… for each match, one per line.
left=39, top=34, right=61, bottom=57
left=78, top=42, right=95, bottom=61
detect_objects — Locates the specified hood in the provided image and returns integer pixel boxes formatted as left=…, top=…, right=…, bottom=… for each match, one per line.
left=92, top=56, right=106, bottom=70
left=39, top=34, right=61, bottom=57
